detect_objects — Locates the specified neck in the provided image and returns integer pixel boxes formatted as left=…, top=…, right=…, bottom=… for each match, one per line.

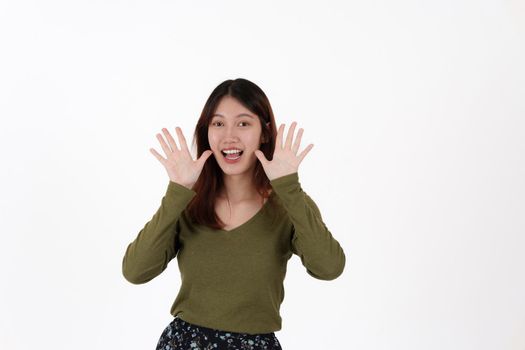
left=220, top=171, right=260, bottom=203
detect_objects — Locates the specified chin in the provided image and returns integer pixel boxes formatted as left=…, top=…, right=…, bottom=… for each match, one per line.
left=219, top=160, right=257, bottom=175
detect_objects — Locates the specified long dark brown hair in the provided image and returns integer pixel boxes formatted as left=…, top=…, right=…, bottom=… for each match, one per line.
left=185, top=78, right=278, bottom=230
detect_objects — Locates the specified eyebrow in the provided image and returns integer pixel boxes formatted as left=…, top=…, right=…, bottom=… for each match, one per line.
left=212, top=113, right=255, bottom=119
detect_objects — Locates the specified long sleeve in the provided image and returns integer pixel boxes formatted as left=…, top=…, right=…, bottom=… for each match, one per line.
left=270, top=172, right=346, bottom=280
left=122, top=181, right=197, bottom=284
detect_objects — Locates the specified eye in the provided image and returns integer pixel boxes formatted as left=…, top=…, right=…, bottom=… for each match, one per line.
left=210, top=121, right=250, bottom=127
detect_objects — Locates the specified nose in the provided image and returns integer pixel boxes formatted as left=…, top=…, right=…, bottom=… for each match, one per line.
left=222, top=124, right=240, bottom=141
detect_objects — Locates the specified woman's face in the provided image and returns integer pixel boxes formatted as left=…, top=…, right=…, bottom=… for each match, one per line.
left=208, top=95, right=265, bottom=176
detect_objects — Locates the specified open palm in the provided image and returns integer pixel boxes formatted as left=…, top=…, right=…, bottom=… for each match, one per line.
left=150, top=127, right=213, bottom=189
left=254, top=121, right=314, bottom=181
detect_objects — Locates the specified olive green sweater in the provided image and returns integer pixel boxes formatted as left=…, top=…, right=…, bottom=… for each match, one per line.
left=122, top=172, right=346, bottom=334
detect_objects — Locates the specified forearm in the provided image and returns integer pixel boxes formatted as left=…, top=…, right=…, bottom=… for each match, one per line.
left=122, top=181, right=196, bottom=284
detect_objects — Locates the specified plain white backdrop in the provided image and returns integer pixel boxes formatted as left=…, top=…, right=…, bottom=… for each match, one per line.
left=1, top=0, right=524, bottom=349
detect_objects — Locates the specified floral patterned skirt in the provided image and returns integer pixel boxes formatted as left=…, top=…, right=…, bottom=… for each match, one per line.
left=155, top=315, right=283, bottom=350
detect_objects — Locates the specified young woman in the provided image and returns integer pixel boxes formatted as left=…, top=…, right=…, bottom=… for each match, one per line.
left=122, top=78, right=346, bottom=350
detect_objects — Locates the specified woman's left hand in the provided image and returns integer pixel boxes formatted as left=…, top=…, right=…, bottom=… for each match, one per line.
left=254, top=121, right=314, bottom=181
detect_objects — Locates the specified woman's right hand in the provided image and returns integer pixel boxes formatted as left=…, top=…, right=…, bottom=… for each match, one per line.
left=150, top=127, right=213, bottom=189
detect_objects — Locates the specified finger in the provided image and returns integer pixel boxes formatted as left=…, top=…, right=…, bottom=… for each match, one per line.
left=162, top=128, right=180, bottom=152
left=277, top=123, right=285, bottom=150
left=284, top=121, right=297, bottom=150
left=292, top=128, right=304, bottom=155
left=156, top=132, right=173, bottom=157
left=175, top=127, right=191, bottom=154
left=297, top=143, right=314, bottom=164
left=149, top=147, right=166, bottom=164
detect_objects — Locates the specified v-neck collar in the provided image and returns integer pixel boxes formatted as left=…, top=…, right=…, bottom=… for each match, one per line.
left=216, top=190, right=275, bottom=234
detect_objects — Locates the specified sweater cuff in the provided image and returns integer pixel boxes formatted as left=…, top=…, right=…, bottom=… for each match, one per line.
left=269, top=172, right=299, bottom=189
left=166, top=180, right=197, bottom=200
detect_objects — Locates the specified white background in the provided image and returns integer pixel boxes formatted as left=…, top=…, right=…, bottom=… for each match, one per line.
left=1, top=0, right=524, bottom=349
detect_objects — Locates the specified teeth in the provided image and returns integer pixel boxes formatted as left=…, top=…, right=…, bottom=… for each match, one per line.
left=223, top=149, right=242, bottom=154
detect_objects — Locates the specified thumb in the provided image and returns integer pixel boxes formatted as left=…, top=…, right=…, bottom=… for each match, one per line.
left=199, top=150, right=213, bottom=164
left=254, top=150, right=267, bottom=165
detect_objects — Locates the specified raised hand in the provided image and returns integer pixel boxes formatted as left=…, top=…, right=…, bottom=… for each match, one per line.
left=254, top=121, right=314, bottom=181
left=150, top=127, right=213, bottom=189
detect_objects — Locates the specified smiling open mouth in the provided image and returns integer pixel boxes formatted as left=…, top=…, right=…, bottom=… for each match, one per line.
left=221, top=150, right=244, bottom=161
left=222, top=150, right=243, bottom=158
